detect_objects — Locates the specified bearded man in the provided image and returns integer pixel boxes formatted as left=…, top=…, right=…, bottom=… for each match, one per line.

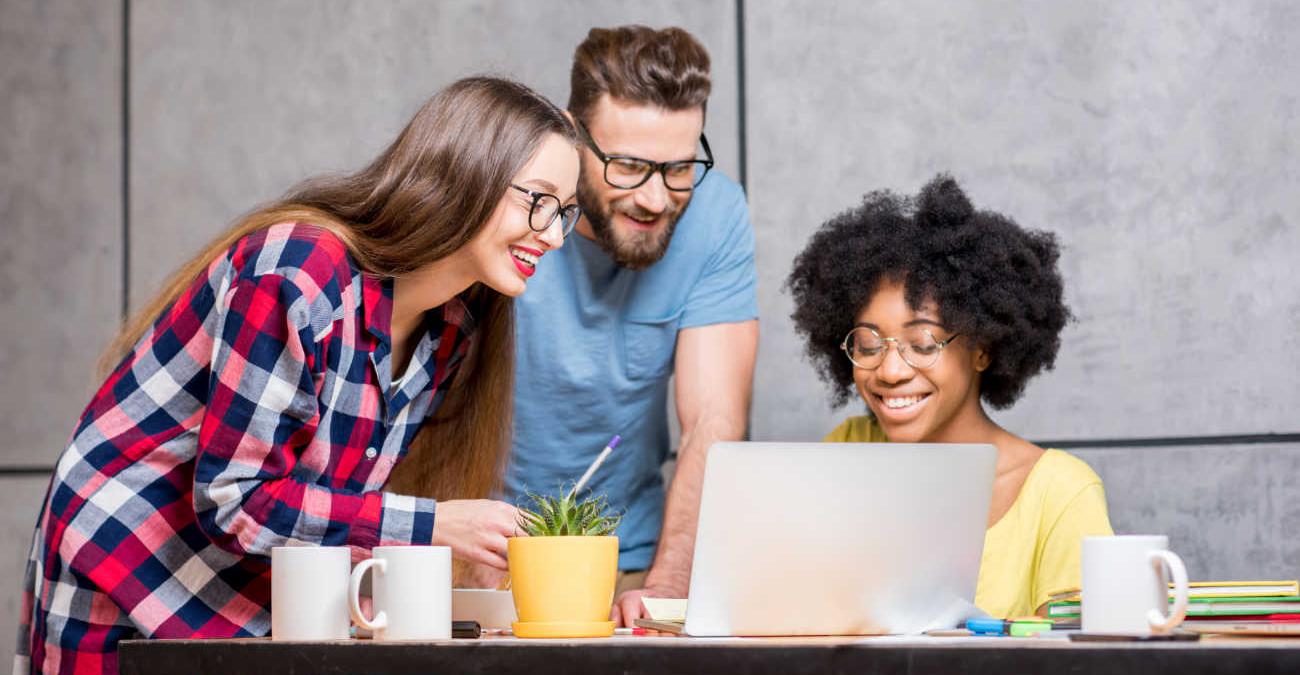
left=503, top=25, right=758, bottom=627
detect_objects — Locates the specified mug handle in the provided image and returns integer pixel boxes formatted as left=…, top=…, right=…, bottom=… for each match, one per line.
left=1146, top=549, right=1189, bottom=633
left=349, top=558, right=388, bottom=632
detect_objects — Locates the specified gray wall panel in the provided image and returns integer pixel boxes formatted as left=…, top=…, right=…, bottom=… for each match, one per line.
left=0, top=475, right=55, bottom=668
left=1077, top=444, right=1300, bottom=581
left=129, top=0, right=740, bottom=308
left=4, top=1, right=1297, bottom=654
left=0, top=0, right=123, bottom=465
left=745, top=0, right=1300, bottom=443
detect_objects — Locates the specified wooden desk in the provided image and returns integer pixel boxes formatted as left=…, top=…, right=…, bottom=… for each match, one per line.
left=119, top=634, right=1300, bottom=675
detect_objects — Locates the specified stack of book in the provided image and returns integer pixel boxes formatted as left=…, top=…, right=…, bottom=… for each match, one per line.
left=1040, top=580, right=1300, bottom=634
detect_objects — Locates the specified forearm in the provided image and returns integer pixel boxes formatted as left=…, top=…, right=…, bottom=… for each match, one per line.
left=643, top=320, right=757, bottom=595
left=644, top=411, right=747, bottom=593
left=195, top=469, right=437, bottom=558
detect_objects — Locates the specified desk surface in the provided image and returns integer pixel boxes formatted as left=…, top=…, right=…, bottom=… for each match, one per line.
left=120, top=634, right=1300, bottom=675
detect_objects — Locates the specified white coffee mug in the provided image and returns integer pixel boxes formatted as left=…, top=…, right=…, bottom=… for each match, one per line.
left=271, top=545, right=351, bottom=640
left=349, top=546, right=452, bottom=641
left=1082, top=535, right=1190, bottom=635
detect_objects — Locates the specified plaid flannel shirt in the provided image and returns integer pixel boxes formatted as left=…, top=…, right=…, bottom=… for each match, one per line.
left=17, top=222, right=474, bottom=674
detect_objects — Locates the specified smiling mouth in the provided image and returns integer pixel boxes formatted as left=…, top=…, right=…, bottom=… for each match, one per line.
left=618, top=211, right=660, bottom=230
left=875, top=393, right=931, bottom=411
left=510, top=246, right=539, bottom=278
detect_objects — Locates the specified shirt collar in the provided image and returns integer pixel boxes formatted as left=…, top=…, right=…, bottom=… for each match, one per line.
left=362, top=273, right=394, bottom=345
left=438, top=292, right=477, bottom=338
left=363, top=273, right=479, bottom=344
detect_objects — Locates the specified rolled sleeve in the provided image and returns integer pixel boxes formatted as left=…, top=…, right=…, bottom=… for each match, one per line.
left=679, top=187, right=758, bottom=329
left=378, top=492, right=438, bottom=547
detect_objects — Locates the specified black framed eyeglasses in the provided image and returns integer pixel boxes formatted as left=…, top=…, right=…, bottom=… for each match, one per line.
left=840, top=327, right=962, bottom=371
left=510, top=184, right=581, bottom=237
left=573, top=118, right=714, bottom=192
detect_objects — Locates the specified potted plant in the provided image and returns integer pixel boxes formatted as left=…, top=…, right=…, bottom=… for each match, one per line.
left=509, top=490, right=621, bottom=638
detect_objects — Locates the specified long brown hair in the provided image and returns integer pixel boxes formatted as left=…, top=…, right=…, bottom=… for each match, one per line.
left=100, top=76, right=576, bottom=504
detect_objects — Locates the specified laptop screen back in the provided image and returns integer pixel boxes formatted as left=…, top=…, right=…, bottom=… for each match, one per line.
left=683, top=441, right=996, bottom=636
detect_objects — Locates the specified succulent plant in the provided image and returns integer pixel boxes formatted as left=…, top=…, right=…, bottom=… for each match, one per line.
left=517, top=489, right=622, bottom=537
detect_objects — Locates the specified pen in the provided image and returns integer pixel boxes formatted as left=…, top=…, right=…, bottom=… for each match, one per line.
left=924, top=628, right=973, bottom=637
left=614, top=627, right=647, bottom=635
left=568, top=435, right=622, bottom=499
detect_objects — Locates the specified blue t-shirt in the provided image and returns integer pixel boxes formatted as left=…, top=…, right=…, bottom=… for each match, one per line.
left=506, top=171, right=758, bottom=570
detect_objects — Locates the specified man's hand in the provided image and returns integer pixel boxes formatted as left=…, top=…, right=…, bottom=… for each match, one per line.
left=613, top=321, right=756, bottom=627
left=611, top=585, right=681, bottom=627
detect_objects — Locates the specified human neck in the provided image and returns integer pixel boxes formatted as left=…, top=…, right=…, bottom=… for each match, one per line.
left=390, top=252, right=476, bottom=349
left=923, top=394, right=1002, bottom=447
left=924, top=398, right=1036, bottom=474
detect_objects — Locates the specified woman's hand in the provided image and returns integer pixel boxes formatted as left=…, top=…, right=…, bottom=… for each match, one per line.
left=461, top=561, right=511, bottom=589
left=430, top=499, right=523, bottom=570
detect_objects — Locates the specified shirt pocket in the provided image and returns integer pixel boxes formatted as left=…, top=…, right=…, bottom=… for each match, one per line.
left=622, top=312, right=681, bottom=381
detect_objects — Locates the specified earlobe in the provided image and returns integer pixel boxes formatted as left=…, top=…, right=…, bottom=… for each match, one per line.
left=974, top=347, right=991, bottom=372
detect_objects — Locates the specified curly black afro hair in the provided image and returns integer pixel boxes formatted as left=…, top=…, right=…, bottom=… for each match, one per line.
left=786, top=174, right=1071, bottom=410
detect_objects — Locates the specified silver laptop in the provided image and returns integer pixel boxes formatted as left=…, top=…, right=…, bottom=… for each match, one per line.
left=641, top=441, right=996, bottom=636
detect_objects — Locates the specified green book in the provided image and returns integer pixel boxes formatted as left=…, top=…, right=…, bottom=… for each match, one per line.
left=1047, top=595, right=1300, bottom=618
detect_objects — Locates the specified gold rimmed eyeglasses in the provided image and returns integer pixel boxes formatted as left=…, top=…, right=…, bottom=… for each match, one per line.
left=840, top=326, right=961, bottom=370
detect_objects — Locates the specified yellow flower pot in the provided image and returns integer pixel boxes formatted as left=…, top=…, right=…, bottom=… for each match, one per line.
left=508, top=536, right=618, bottom=638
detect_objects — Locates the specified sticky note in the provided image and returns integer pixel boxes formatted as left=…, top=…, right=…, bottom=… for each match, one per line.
left=641, top=598, right=688, bottom=621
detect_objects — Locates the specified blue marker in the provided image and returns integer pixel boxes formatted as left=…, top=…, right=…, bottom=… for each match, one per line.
left=966, top=618, right=1007, bottom=636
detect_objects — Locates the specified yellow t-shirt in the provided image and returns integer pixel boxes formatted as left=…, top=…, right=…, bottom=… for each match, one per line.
left=824, top=416, right=1114, bottom=619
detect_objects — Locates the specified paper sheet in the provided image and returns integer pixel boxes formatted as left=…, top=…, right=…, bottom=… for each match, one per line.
left=641, top=598, right=688, bottom=621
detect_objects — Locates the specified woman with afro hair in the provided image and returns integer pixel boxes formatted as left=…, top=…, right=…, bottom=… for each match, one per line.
left=787, top=174, right=1113, bottom=619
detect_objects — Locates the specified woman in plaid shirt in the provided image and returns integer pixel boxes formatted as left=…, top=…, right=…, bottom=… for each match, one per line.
left=17, top=77, right=581, bottom=674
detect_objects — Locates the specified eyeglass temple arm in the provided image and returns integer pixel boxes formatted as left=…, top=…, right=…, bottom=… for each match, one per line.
left=572, top=118, right=609, bottom=161
left=699, top=133, right=715, bottom=165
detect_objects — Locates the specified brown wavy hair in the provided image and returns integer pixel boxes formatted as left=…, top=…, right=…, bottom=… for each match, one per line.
left=568, top=25, right=712, bottom=124
left=99, top=76, right=576, bottom=506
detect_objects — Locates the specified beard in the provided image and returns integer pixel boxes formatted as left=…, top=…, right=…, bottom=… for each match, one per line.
left=577, top=173, right=687, bottom=271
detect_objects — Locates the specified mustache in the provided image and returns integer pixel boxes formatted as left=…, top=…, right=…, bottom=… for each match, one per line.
left=613, top=201, right=673, bottom=221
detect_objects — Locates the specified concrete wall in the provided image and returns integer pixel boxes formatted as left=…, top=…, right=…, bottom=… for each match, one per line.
left=1079, top=444, right=1300, bottom=581
left=128, top=0, right=740, bottom=306
left=0, top=0, right=1296, bottom=661
left=1, top=0, right=123, bottom=467
left=746, top=0, right=1300, bottom=442
left=1, top=0, right=124, bottom=660
left=744, top=0, right=1300, bottom=588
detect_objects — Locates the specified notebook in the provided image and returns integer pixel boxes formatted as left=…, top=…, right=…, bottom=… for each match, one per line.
left=1043, top=580, right=1300, bottom=604
left=1046, top=595, right=1300, bottom=618
left=1183, top=620, right=1300, bottom=636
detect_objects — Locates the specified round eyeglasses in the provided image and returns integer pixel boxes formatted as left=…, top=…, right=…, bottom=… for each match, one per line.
left=840, top=327, right=962, bottom=371
left=510, top=184, right=581, bottom=237
left=574, top=119, right=714, bottom=192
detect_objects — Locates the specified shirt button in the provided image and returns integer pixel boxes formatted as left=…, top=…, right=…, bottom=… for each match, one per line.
left=365, top=447, right=378, bottom=460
